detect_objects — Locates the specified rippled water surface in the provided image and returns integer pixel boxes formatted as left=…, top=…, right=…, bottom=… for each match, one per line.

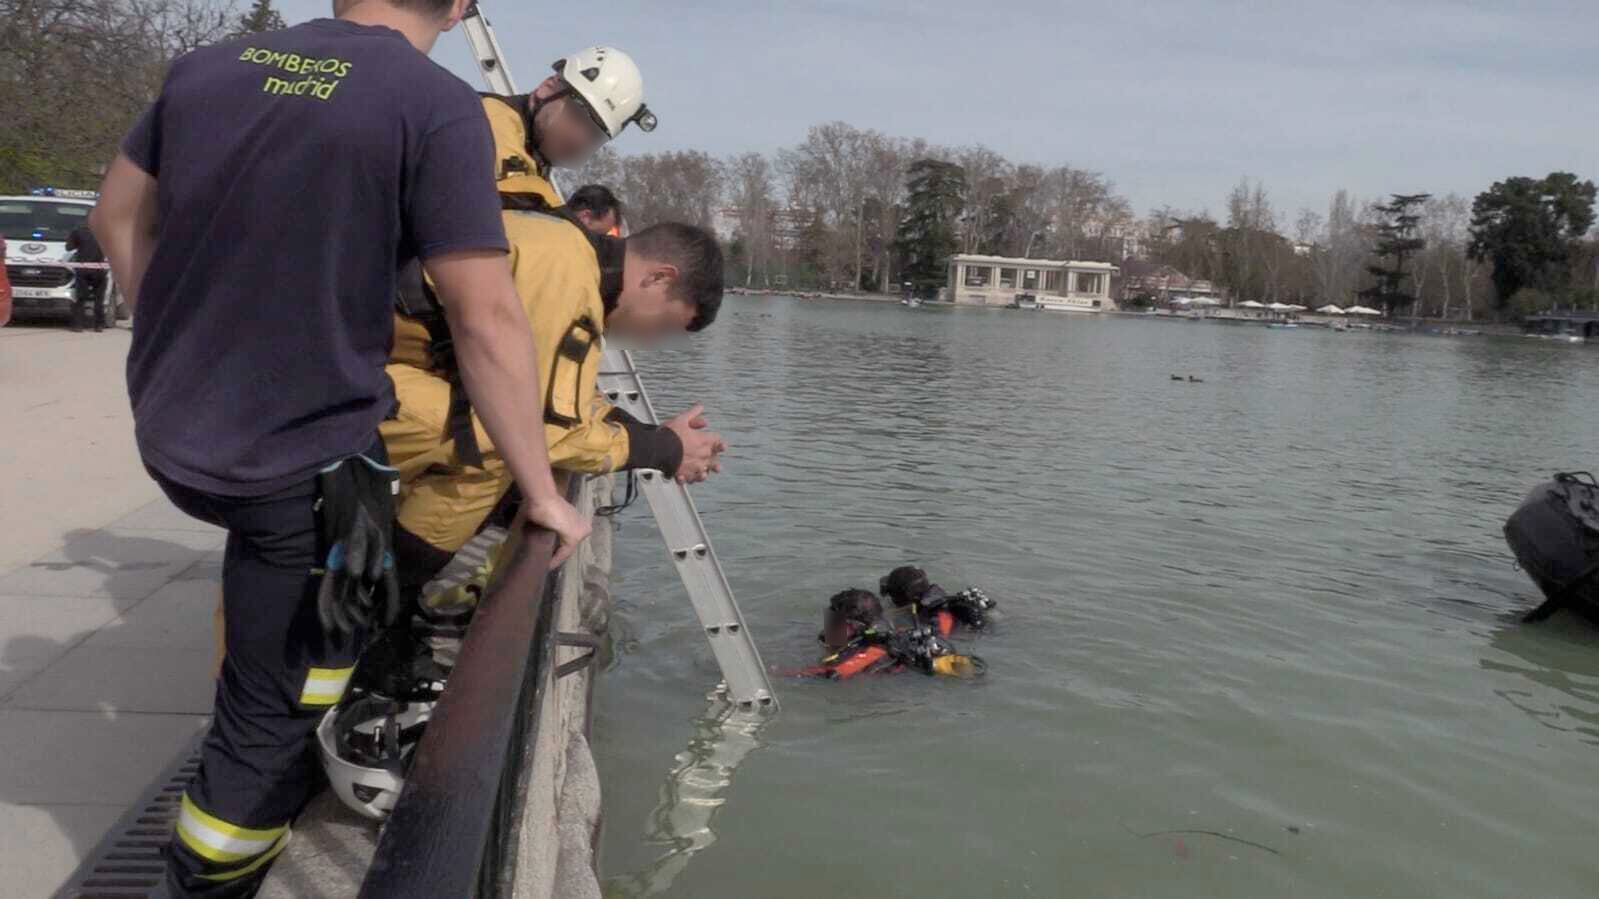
left=591, top=297, right=1599, bottom=899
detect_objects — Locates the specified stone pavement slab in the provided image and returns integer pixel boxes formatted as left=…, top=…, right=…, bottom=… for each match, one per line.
left=82, top=576, right=221, bottom=653
left=0, top=709, right=206, bottom=806
left=109, top=498, right=225, bottom=533
left=0, top=525, right=221, bottom=601
left=256, top=792, right=378, bottom=899
left=0, top=801, right=126, bottom=899
left=1, top=324, right=229, bottom=895
left=0, top=499, right=220, bottom=895
left=4, top=644, right=215, bottom=714
left=0, top=708, right=207, bottom=896
left=0, top=595, right=124, bottom=699
left=0, top=325, right=160, bottom=573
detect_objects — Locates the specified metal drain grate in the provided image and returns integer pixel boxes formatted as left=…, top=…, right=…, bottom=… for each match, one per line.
left=54, top=737, right=204, bottom=899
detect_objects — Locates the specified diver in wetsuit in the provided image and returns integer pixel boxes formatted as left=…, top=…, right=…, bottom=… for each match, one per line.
left=879, top=566, right=997, bottom=636
left=801, top=588, right=984, bottom=680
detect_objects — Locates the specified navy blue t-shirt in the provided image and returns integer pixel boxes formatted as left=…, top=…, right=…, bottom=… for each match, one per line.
left=122, top=19, right=507, bottom=496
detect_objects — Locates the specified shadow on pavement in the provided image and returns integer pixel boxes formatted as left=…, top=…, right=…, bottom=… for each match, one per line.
left=0, top=529, right=218, bottom=892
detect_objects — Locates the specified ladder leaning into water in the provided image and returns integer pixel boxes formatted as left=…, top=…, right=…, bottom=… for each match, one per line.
left=460, top=4, right=776, bottom=709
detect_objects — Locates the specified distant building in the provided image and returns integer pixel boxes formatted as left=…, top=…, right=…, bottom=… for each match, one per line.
left=712, top=205, right=808, bottom=247
left=946, top=254, right=1120, bottom=310
left=1118, top=260, right=1218, bottom=302
left=1086, top=220, right=1147, bottom=261
left=1525, top=310, right=1599, bottom=340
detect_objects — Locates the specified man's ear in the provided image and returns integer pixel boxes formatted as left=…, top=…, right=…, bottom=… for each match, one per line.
left=646, top=262, right=681, bottom=291
left=442, top=0, right=470, bottom=30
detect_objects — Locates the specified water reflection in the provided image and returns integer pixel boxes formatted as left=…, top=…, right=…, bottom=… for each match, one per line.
left=602, top=700, right=769, bottom=898
left=1483, top=618, right=1599, bottom=746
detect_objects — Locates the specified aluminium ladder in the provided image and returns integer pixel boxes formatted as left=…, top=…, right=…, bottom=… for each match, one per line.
left=459, top=4, right=775, bottom=709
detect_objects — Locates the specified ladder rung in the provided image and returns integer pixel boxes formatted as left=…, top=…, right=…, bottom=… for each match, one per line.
left=597, top=346, right=775, bottom=708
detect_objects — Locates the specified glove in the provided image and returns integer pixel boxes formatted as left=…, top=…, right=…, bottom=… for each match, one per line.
left=948, top=587, right=996, bottom=629
left=314, top=455, right=402, bottom=635
left=931, top=653, right=987, bottom=678
left=956, top=587, right=996, bottom=611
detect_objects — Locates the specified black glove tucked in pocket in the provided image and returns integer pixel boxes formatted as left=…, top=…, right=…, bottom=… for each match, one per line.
left=314, top=455, right=402, bottom=635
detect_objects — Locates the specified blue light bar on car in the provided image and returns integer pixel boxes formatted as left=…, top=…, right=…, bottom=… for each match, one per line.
left=28, top=187, right=99, bottom=199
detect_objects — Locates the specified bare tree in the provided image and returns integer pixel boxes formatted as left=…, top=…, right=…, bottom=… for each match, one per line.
left=1221, top=178, right=1275, bottom=303
left=786, top=122, right=877, bottom=289
left=615, top=150, right=722, bottom=229
left=953, top=145, right=1009, bottom=255
left=1420, top=194, right=1474, bottom=320
left=553, top=146, right=624, bottom=199
left=861, top=133, right=911, bottom=291
left=725, top=151, right=776, bottom=287
left=1311, top=189, right=1365, bottom=305
left=0, top=0, right=235, bottom=192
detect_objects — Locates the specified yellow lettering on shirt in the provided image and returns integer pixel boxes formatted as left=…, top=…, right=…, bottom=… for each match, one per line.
left=239, top=46, right=354, bottom=102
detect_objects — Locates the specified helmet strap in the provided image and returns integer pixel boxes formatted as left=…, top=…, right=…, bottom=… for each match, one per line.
left=595, top=236, right=625, bottom=311
left=523, top=86, right=575, bottom=173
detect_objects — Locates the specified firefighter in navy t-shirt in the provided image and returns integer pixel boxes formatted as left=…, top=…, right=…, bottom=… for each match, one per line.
left=89, top=1, right=590, bottom=894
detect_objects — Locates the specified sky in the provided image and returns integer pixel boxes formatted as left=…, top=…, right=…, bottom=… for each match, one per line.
left=278, top=0, right=1598, bottom=222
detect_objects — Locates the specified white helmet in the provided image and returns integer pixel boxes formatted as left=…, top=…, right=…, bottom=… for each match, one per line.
left=316, top=694, right=434, bottom=821
left=553, top=46, right=656, bottom=138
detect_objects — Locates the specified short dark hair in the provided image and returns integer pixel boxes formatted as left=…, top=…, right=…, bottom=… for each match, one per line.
left=880, top=566, right=931, bottom=608
left=828, top=589, right=884, bottom=625
left=385, top=0, right=456, bottom=17
left=626, top=222, right=723, bottom=332
left=566, top=184, right=623, bottom=221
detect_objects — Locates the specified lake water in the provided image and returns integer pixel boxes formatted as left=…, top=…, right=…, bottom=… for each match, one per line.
left=591, top=297, right=1599, bottom=899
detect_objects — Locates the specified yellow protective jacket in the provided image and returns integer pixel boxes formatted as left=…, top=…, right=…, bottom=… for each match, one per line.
left=384, top=212, right=642, bottom=553
left=382, top=96, right=682, bottom=556
left=481, top=94, right=562, bottom=207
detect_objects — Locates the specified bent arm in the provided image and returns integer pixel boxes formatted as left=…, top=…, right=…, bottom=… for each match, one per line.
left=89, top=154, right=159, bottom=313
left=605, top=407, right=684, bottom=475
left=424, top=250, right=563, bottom=507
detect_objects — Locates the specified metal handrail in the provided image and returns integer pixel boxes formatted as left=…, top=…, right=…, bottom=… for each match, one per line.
left=358, top=493, right=569, bottom=898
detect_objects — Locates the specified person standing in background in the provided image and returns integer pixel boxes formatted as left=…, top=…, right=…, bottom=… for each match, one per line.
left=65, top=222, right=107, bottom=332
left=0, top=237, right=12, bottom=327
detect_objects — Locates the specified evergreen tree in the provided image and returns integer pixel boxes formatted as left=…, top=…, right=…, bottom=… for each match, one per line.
left=893, top=159, right=966, bottom=298
left=1468, top=173, right=1597, bottom=311
left=234, top=0, right=286, bottom=36
left=1359, top=193, right=1431, bottom=315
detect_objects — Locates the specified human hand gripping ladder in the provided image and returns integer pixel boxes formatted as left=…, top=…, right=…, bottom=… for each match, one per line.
left=460, top=4, right=775, bottom=709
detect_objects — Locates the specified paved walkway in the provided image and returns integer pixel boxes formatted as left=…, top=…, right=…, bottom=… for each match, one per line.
left=0, top=322, right=218, bottom=897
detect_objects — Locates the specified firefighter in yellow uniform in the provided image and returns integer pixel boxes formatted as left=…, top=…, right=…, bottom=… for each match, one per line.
left=383, top=210, right=728, bottom=597
left=474, top=45, right=658, bottom=211
left=378, top=47, right=728, bottom=606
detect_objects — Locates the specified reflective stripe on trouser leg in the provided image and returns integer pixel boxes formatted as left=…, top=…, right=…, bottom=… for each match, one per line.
left=174, top=793, right=291, bottom=882
left=153, top=459, right=376, bottom=896
left=298, top=665, right=354, bottom=707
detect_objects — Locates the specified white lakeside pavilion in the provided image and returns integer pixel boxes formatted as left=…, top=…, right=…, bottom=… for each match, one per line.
left=946, top=254, right=1120, bottom=310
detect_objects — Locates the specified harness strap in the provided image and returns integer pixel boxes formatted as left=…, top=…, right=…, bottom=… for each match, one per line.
left=393, top=190, right=621, bottom=467
left=498, top=191, right=625, bottom=308
left=545, top=315, right=600, bottom=426
left=480, top=92, right=549, bottom=177
left=397, top=262, right=483, bottom=467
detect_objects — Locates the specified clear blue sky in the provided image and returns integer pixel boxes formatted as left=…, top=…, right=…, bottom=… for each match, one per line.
left=278, top=0, right=1597, bottom=221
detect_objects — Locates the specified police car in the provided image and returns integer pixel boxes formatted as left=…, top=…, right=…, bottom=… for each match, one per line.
left=0, top=188, right=121, bottom=326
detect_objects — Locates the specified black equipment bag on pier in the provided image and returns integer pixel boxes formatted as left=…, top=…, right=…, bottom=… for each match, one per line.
left=1505, top=472, right=1599, bottom=621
